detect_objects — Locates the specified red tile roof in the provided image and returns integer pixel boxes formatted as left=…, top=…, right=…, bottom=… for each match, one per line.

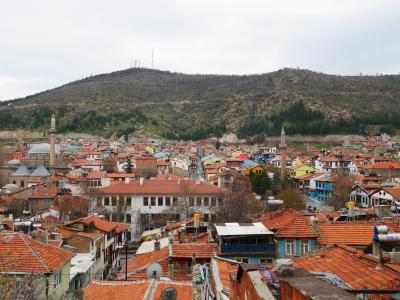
left=0, top=232, right=74, bottom=273
left=257, top=209, right=300, bottom=231
left=86, top=171, right=107, bottom=179
left=84, top=280, right=192, bottom=300
left=294, top=244, right=400, bottom=290
left=367, top=162, right=400, bottom=170
left=84, top=280, right=151, bottom=300
left=152, top=281, right=193, bottom=299
left=215, top=258, right=239, bottom=290
left=120, top=247, right=169, bottom=278
left=275, top=216, right=318, bottom=238
left=318, top=221, right=400, bottom=246
left=29, top=186, right=58, bottom=199
left=94, top=179, right=225, bottom=196
left=171, top=243, right=218, bottom=258
left=67, top=216, right=118, bottom=233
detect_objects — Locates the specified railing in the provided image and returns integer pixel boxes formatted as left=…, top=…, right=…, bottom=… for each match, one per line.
left=220, top=244, right=275, bottom=253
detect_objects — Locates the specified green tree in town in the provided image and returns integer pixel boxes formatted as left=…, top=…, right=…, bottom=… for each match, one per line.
left=249, top=170, right=271, bottom=195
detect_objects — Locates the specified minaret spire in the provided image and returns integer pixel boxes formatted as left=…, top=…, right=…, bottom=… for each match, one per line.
left=49, top=113, right=57, bottom=169
left=280, top=125, right=287, bottom=182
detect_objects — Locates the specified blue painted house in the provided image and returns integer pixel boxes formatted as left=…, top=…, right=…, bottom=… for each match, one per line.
left=259, top=209, right=319, bottom=258
left=275, top=216, right=319, bottom=258
left=315, top=176, right=335, bottom=201
left=214, top=222, right=276, bottom=264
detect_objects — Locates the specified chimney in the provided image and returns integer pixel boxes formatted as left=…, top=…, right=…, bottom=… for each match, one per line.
left=139, top=177, right=144, bottom=186
left=177, top=178, right=181, bottom=185
left=44, top=229, right=48, bottom=245
left=154, top=238, right=160, bottom=251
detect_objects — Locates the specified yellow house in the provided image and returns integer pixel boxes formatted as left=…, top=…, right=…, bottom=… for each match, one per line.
left=292, top=165, right=317, bottom=178
left=246, top=165, right=265, bottom=175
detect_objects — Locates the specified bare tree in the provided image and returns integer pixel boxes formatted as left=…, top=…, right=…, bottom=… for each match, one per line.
left=331, top=171, right=354, bottom=209
left=276, top=187, right=305, bottom=211
left=0, top=250, right=43, bottom=300
left=217, top=174, right=265, bottom=222
left=162, top=181, right=195, bottom=222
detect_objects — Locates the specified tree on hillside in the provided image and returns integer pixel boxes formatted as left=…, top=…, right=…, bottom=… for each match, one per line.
left=276, top=187, right=305, bottom=211
left=217, top=174, right=265, bottom=222
left=331, top=172, right=354, bottom=209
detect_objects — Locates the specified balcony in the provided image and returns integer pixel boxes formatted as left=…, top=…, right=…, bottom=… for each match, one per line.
left=220, top=243, right=275, bottom=254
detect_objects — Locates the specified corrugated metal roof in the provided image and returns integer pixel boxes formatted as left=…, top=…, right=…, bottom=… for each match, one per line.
left=215, top=222, right=273, bottom=236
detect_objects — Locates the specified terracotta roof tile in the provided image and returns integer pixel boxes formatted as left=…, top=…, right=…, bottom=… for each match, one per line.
left=318, top=221, right=400, bottom=246
left=276, top=216, right=318, bottom=238
left=294, top=244, right=400, bottom=290
left=120, top=247, right=169, bottom=278
left=215, top=259, right=239, bottom=290
left=257, top=209, right=300, bottom=231
left=84, top=280, right=151, bottom=300
left=0, top=232, right=74, bottom=273
left=152, top=281, right=193, bottom=299
left=171, top=243, right=218, bottom=258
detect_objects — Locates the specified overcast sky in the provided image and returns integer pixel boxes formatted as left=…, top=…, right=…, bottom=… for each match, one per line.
left=1, top=0, right=400, bottom=100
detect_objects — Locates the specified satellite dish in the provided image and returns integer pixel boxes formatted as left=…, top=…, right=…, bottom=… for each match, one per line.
left=146, top=263, right=163, bottom=279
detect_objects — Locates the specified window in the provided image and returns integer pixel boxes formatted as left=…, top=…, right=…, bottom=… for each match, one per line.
left=126, top=197, right=132, bottom=206
left=112, top=197, right=117, bottom=206
left=285, top=239, right=295, bottom=256
left=189, top=197, right=194, bottom=207
left=300, top=240, right=310, bottom=254
left=143, top=197, right=148, bottom=206
left=126, top=213, right=131, bottom=223
left=196, top=197, right=202, bottom=206
left=204, top=197, right=209, bottom=206
left=259, top=258, right=273, bottom=264
left=165, top=197, right=171, bottom=206
left=173, top=197, right=178, bottom=206
left=203, top=214, right=209, bottom=222
left=158, top=197, right=163, bottom=206
left=211, top=197, right=216, bottom=207
left=218, top=198, right=223, bottom=206
left=237, top=257, right=249, bottom=263
left=54, top=271, right=61, bottom=288
left=21, top=180, right=25, bottom=187
left=127, top=231, right=131, bottom=241
left=104, top=197, right=110, bottom=206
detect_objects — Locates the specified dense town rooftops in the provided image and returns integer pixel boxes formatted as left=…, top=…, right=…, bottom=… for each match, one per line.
left=0, top=232, right=74, bottom=273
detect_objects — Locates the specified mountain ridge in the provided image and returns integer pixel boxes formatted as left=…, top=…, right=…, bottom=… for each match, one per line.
left=1, top=67, right=400, bottom=140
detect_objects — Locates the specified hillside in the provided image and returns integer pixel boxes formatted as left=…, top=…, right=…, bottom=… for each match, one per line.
left=1, top=68, right=400, bottom=140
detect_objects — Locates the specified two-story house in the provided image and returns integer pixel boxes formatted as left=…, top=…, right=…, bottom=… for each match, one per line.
left=214, top=222, right=276, bottom=264
left=64, top=216, right=129, bottom=279
left=0, top=232, right=74, bottom=299
left=90, top=178, right=225, bottom=240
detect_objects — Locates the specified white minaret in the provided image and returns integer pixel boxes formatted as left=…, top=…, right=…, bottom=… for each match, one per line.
left=49, top=113, right=57, bottom=169
left=280, top=126, right=287, bottom=182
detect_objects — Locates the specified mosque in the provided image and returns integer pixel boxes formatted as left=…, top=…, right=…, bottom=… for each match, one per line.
left=0, top=113, right=69, bottom=190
